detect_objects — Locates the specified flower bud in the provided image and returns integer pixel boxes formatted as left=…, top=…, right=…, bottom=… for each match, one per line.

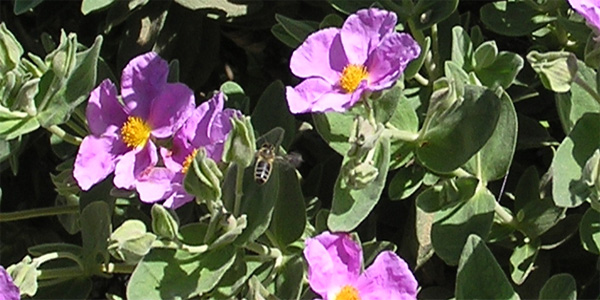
left=184, top=148, right=223, bottom=204
left=222, top=115, right=256, bottom=168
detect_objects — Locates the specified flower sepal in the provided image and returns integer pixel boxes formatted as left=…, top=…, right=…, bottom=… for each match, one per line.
left=184, top=147, right=224, bottom=205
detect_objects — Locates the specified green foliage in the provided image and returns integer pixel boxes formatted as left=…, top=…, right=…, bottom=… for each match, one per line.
left=539, top=273, right=577, bottom=300
left=480, top=0, right=551, bottom=37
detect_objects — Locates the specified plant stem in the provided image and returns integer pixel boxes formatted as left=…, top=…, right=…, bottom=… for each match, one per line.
left=46, top=125, right=82, bottom=145
left=65, top=120, right=88, bottom=137
left=233, top=164, right=245, bottom=216
left=0, top=204, right=79, bottom=222
left=38, top=266, right=84, bottom=280
left=383, top=126, right=420, bottom=142
left=102, top=263, right=137, bottom=274
left=494, top=201, right=515, bottom=226
left=413, top=73, right=429, bottom=86
left=574, top=75, right=600, bottom=106
left=430, top=24, right=441, bottom=79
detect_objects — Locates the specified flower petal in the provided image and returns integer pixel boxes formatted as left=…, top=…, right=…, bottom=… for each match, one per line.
left=0, top=266, right=19, bottom=300
left=136, top=167, right=176, bottom=203
left=162, top=173, right=194, bottom=209
left=86, top=79, right=128, bottom=136
left=304, top=232, right=362, bottom=297
left=366, top=33, right=420, bottom=90
left=355, top=251, right=418, bottom=300
left=147, top=83, right=195, bottom=139
left=182, top=92, right=224, bottom=147
left=290, top=28, right=347, bottom=83
left=341, top=8, right=397, bottom=64
left=286, top=77, right=353, bottom=114
left=161, top=132, right=194, bottom=173
left=569, top=0, right=600, bottom=31
left=113, top=142, right=158, bottom=190
left=73, top=135, right=126, bottom=191
left=121, top=52, right=169, bottom=118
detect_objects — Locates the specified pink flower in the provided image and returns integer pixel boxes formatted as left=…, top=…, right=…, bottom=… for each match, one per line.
left=0, top=266, right=19, bottom=300
left=138, top=92, right=240, bottom=209
left=286, top=8, right=420, bottom=114
left=568, top=0, right=600, bottom=35
left=304, top=231, right=418, bottom=300
left=73, top=52, right=195, bottom=193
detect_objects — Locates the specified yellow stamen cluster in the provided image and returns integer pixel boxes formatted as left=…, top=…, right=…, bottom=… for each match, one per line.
left=340, top=64, right=369, bottom=93
left=181, top=149, right=199, bottom=174
left=121, top=116, right=152, bottom=148
left=335, top=285, right=361, bottom=300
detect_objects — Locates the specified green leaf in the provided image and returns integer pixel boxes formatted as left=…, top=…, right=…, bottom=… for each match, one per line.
left=509, top=238, right=540, bottom=284
left=373, top=85, right=402, bottom=124
left=174, top=0, right=257, bottom=18
left=552, top=113, right=600, bottom=207
left=28, top=243, right=83, bottom=257
left=0, top=107, right=40, bottom=140
left=480, top=1, right=550, bottom=36
left=214, top=254, right=264, bottom=298
left=81, top=0, right=116, bottom=15
left=320, top=13, right=344, bottom=29
left=539, top=273, right=577, bottom=300
left=274, top=14, right=318, bottom=46
left=416, top=177, right=479, bottom=213
left=33, top=277, right=92, bottom=300
left=555, top=59, right=600, bottom=134
left=387, top=94, right=419, bottom=170
left=151, top=204, right=180, bottom=240
left=580, top=208, right=600, bottom=254
left=410, top=0, right=459, bottom=30
left=431, top=186, right=495, bottom=266
left=327, top=0, right=374, bottom=14
left=251, top=80, right=297, bottom=149
left=456, top=235, right=519, bottom=299
left=13, top=0, right=45, bottom=15
left=450, top=26, right=473, bottom=70
left=328, top=136, right=390, bottom=231
left=126, top=246, right=236, bottom=299
left=272, top=24, right=302, bottom=48
left=473, top=41, right=498, bottom=70
left=476, top=52, right=523, bottom=89
left=0, top=23, right=24, bottom=73
left=36, top=35, right=103, bottom=127
left=463, top=90, right=517, bottom=182
left=527, top=51, right=578, bottom=93
left=269, top=164, right=306, bottom=246
left=109, top=220, right=156, bottom=264
left=388, top=165, right=425, bottom=200
left=417, top=85, right=502, bottom=173
left=80, top=201, right=112, bottom=274
left=221, top=81, right=249, bottom=114
left=275, top=255, right=304, bottom=300
left=404, top=37, right=431, bottom=80
left=362, top=240, right=397, bottom=266
left=313, top=110, right=356, bottom=155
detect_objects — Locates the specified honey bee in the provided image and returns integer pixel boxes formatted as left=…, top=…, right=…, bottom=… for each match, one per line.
left=254, top=143, right=276, bottom=185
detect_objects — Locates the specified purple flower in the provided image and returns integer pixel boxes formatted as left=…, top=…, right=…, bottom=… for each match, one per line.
left=140, top=92, right=240, bottom=209
left=286, top=8, right=420, bottom=114
left=568, top=0, right=600, bottom=35
left=0, top=266, right=19, bottom=300
left=73, top=52, right=195, bottom=192
left=304, top=231, right=418, bottom=300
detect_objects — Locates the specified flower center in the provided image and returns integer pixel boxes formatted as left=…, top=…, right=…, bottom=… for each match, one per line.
left=340, top=64, right=369, bottom=93
left=181, top=149, right=199, bottom=174
left=335, top=285, right=361, bottom=300
left=121, top=116, right=152, bottom=148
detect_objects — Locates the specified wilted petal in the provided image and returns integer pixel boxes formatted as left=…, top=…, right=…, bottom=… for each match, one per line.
left=121, top=52, right=169, bottom=117
left=74, top=135, right=126, bottom=191
left=367, top=33, right=420, bottom=90
left=341, top=8, right=397, bottom=64
left=136, top=167, right=175, bottom=203
left=355, top=251, right=418, bottom=300
left=86, top=79, right=128, bottom=136
left=147, top=83, right=195, bottom=138
left=304, top=232, right=362, bottom=297
left=0, top=266, right=19, bottom=300
left=113, top=142, right=158, bottom=190
left=290, top=28, right=347, bottom=83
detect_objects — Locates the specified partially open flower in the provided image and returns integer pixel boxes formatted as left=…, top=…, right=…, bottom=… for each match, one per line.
left=286, top=8, right=420, bottom=114
left=73, top=52, right=195, bottom=193
left=304, top=231, right=418, bottom=300
left=140, top=92, right=240, bottom=209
